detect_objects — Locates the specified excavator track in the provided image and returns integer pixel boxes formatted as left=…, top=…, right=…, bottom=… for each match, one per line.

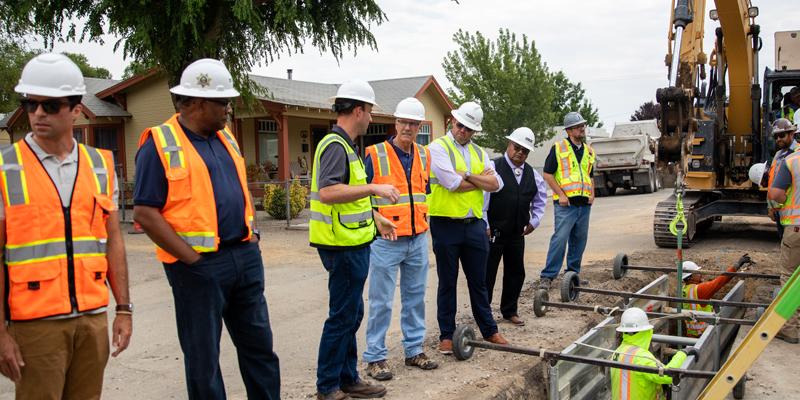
left=653, top=195, right=695, bottom=248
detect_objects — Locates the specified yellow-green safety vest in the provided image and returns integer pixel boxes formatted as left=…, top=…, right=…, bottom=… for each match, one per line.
left=428, top=135, right=486, bottom=218
left=309, top=133, right=374, bottom=248
left=553, top=139, right=595, bottom=200
left=682, top=284, right=712, bottom=337
left=610, top=330, right=686, bottom=400
left=780, top=153, right=800, bottom=226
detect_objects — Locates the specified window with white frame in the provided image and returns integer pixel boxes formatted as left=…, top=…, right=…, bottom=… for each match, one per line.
left=257, top=119, right=279, bottom=171
left=416, top=123, right=431, bottom=145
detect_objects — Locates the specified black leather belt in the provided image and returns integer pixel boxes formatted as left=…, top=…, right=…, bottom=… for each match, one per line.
left=432, top=216, right=481, bottom=224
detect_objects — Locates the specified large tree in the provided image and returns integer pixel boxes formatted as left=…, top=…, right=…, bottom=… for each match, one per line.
left=631, top=101, right=661, bottom=121
left=550, top=71, right=601, bottom=128
left=443, top=29, right=600, bottom=152
left=443, top=29, right=555, bottom=152
left=0, top=1, right=387, bottom=102
left=63, top=52, right=112, bottom=79
left=0, top=39, right=36, bottom=113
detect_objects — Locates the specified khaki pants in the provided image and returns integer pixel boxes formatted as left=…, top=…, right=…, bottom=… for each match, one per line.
left=779, top=227, right=800, bottom=338
left=8, top=312, right=109, bottom=400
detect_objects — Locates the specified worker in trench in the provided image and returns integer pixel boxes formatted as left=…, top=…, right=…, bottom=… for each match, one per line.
left=610, top=307, right=688, bottom=400
left=679, top=255, right=750, bottom=338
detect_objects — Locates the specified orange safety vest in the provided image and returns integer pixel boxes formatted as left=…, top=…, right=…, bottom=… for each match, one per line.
left=365, top=140, right=430, bottom=237
left=138, top=114, right=254, bottom=263
left=1, top=140, right=115, bottom=321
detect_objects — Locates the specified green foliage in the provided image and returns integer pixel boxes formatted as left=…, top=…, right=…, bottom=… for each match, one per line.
left=550, top=71, right=601, bottom=128
left=631, top=101, right=661, bottom=121
left=0, top=1, right=387, bottom=107
left=62, top=52, right=111, bottom=79
left=443, top=29, right=601, bottom=152
left=0, top=39, right=36, bottom=113
left=123, top=60, right=157, bottom=79
left=263, top=180, right=307, bottom=220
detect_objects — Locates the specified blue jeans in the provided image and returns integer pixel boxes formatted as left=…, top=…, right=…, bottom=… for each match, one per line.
left=363, top=235, right=429, bottom=362
left=430, top=217, right=498, bottom=340
left=316, top=246, right=370, bottom=394
left=541, top=204, right=592, bottom=279
left=163, top=241, right=280, bottom=400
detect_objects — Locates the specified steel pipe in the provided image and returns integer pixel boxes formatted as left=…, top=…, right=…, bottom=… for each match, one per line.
left=621, top=264, right=779, bottom=280
left=452, top=325, right=715, bottom=381
left=571, top=287, right=768, bottom=309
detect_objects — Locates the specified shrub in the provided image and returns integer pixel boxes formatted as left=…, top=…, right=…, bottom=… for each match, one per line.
left=263, top=180, right=308, bottom=220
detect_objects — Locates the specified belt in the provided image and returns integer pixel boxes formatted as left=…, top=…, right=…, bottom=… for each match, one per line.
left=432, top=216, right=481, bottom=224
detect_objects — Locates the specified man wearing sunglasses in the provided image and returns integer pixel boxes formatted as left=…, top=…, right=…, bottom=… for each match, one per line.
left=133, top=59, right=280, bottom=398
left=428, top=101, right=508, bottom=355
left=482, top=127, right=547, bottom=327
left=762, top=118, right=799, bottom=240
left=538, top=112, right=595, bottom=290
left=0, top=53, right=131, bottom=399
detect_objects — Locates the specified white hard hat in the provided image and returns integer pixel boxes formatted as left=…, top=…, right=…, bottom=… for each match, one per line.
left=394, top=97, right=425, bottom=121
left=506, top=127, right=536, bottom=152
left=331, top=80, right=377, bottom=105
left=682, top=260, right=701, bottom=280
left=563, top=112, right=587, bottom=129
left=15, top=53, right=86, bottom=98
left=451, top=101, right=483, bottom=132
left=748, top=162, right=767, bottom=186
left=616, top=307, right=654, bottom=333
left=170, top=58, right=240, bottom=98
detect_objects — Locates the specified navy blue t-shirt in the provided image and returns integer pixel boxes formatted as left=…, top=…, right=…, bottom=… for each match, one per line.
left=133, top=123, right=247, bottom=243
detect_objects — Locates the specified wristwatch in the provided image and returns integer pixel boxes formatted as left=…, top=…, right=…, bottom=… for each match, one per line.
left=252, top=228, right=261, bottom=240
left=116, top=304, right=134, bottom=314
left=464, top=171, right=472, bottom=181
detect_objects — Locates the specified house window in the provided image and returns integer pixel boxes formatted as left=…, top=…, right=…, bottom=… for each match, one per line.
left=73, top=128, right=86, bottom=143
left=93, top=126, right=123, bottom=173
left=361, top=124, right=389, bottom=152
left=257, top=119, right=279, bottom=174
left=416, top=123, right=432, bottom=145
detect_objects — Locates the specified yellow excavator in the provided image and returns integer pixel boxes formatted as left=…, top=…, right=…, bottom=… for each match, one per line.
left=654, top=0, right=800, bottom=247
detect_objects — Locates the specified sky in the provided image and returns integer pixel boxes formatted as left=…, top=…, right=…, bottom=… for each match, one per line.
left=38, top=0, right=800, bottom=128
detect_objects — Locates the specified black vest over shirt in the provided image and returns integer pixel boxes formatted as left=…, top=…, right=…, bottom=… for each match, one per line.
left=487, top=157, right=537, bottom=238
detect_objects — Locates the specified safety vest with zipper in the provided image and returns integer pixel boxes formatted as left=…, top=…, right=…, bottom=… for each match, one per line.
left=553, top=139, right=595, bottom=200
left=137, top=114, right=254, bottom=263
left=1, top=140, right=114, bottom=321
left=309, top=133, right=374, bottom=248
left=365, top=140, right=430, bottom=237
left=428, top=135, right=486, bottom=218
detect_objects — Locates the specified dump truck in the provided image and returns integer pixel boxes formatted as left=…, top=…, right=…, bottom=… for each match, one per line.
left=589, top=120, right=661, bottom=196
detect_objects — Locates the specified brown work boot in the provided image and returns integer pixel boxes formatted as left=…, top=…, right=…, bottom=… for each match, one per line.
left=405, top=352, right=439, bottom=370
left=365, top=360, right=393, bottom=381
left=504, top=315, right=525, bottom=326
left=340, top=380, right=387, bottom=398
left=438, top=339, right=453, bottom=355
left=485, top=332, right=509, bottom=345
left=316, top=389, right=350, bottom=400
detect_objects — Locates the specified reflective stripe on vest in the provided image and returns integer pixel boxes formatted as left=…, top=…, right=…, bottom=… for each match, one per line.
left=781, top=154, right=800, bottom=226
left=152, top=124, right=186, bottom=169
left=5, top=237, right=107, bottom=266
left=138, top=115, right=255, bottom=262
left=618, top=346, right=640, bottom=400
left=80, top=145, right=111, bottom=196
left=0, top=144, right=29, bottom=206
left=309, top=133, right=374, bottom=247
left=683, top=284, right=711, bottom=336
left=553, top=139, right=594, bottom=200
left=428, top=136, right=486, bottom=218
left=375, top=142, right=391, bottom=177
left=373, top=194, right=427, bottom=206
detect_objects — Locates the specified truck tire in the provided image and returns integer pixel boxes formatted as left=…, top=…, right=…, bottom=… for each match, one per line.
left=642, top=167, right=655, bottom=194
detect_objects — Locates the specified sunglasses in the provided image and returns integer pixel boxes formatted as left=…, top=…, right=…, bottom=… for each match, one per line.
left=205, top=98, right=232, bottom=107
left=455, top=121, right=475, bottom=133
left=512, top=143, right=530, bottom=154
left=20, top=99, right=71, bottom=114
left=774, top=131, right=790, bottom=139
